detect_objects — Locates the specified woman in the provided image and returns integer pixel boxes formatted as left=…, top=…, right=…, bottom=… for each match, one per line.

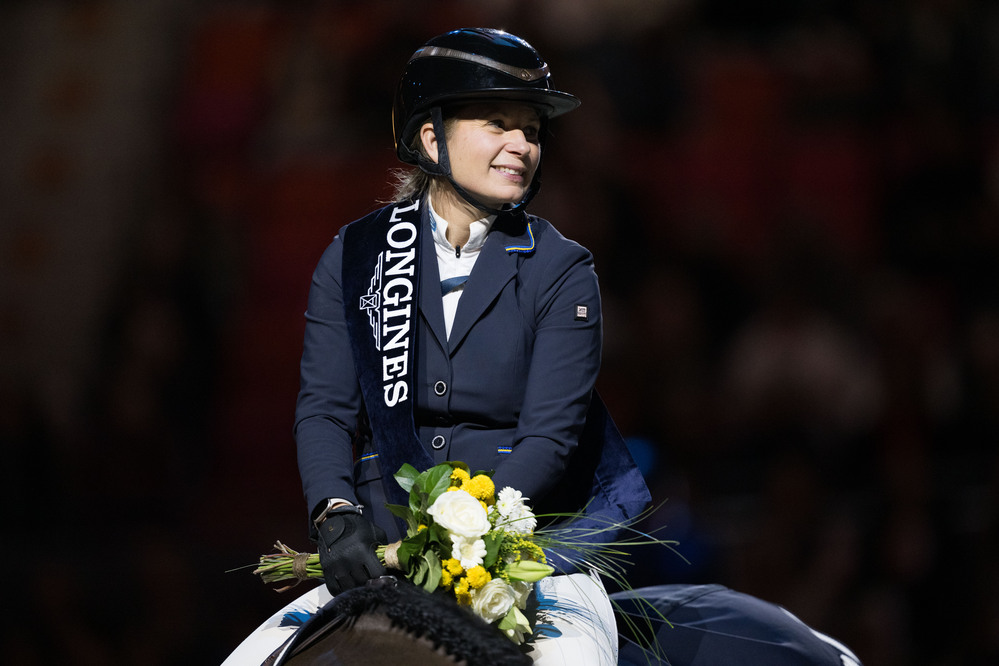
left=294, top=27, right=649, bottom=597
left=226, top=28, right=865, bottom=666
left=224, top=27, right=644, bottom=665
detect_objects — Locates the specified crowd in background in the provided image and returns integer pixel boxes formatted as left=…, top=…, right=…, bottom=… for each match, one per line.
left=3, top=1, right=999, bottom=663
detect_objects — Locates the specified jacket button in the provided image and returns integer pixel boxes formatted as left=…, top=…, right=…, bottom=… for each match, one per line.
left=431, top=435, right=446, bottom=450
left=434, top=381, right=447, bottom=396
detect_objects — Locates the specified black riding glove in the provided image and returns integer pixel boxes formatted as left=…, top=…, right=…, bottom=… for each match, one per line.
left=316, top=509, right=388, bottom=595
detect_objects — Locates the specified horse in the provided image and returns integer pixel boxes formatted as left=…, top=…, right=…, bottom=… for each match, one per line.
left=231, top=576, right=862, bottom=666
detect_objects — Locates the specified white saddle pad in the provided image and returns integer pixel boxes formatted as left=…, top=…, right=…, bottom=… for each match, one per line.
left=221, top=572, right=617, bottom=665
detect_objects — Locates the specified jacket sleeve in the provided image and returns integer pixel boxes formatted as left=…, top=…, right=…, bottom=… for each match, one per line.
left=490, top=229, right=602, bottom=505
left=294, top=234, right=362, bottom=525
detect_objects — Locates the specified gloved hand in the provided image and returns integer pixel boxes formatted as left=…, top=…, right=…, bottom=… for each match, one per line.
left=316, top=509, right=388, bottom=595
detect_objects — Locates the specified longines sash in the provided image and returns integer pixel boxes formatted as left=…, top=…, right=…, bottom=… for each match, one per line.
left=340, top=198, right=651, bottom=537
left=340, top=199, right=433, bottom=509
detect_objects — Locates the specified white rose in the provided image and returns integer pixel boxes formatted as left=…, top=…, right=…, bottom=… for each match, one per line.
left=472, top=578, right=517, bottom=623
left=451, top=534, right=487, bottom=570
left=427, top=489, right=491, bottom=538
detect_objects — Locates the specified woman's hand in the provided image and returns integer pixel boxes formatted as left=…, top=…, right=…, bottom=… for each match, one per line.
left=316, top=511, right=388, bottom=595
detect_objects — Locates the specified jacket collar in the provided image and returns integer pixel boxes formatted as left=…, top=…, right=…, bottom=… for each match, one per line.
left=419, top=207, right=535, bottom=354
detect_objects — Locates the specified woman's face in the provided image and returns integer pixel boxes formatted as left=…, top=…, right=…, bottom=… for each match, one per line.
left=423, top=102, right=542, bottom=209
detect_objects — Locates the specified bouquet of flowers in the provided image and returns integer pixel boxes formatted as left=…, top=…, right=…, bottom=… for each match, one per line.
left=253, top=461, right=678, bottom=650
left=383, top=461, right=551, bottom=642
left=255, top=462, right=554, bottom=643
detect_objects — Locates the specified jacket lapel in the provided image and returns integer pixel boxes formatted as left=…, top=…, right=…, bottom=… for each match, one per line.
left=446, top=212, right=533, bottom=353
left=418, top=208, right=449, bottom=353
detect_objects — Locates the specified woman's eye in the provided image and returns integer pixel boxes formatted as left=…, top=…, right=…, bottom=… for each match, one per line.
left=485, top=117, right=540, bottom=142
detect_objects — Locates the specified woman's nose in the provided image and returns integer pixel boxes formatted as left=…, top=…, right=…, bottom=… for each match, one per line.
left=505, top=129, right=532, bottom=154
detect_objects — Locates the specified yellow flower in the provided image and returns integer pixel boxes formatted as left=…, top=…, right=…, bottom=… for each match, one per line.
left=417, top=524, right=427, bottom=532
left=441, top=568, right=453, bottom=587
left=443, top=558, right=463, bottom=575
left=450, top=468, right=471, bottom=485
left=462, top=474, right=496, bottom=502
left=520, top=540, right=546, bottom=563
left=454, top=577, right=472, bottom=605
left=503, top=535, right=546, bottom=563
left=466, top=565, right=491, bottom=589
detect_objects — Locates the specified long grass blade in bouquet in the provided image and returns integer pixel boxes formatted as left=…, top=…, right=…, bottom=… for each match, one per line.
left=531, top=502, right=686, bottom=663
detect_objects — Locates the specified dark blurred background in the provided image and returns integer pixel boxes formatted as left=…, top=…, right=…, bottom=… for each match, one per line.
left=3, top=1, right=998, bottom=664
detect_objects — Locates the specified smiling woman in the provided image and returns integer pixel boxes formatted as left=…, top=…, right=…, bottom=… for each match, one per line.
left=292, top=26, right=647, bottom=592
left=223, top=25, right=868, bottom=666
left=225, top=26, right=650, bottom=664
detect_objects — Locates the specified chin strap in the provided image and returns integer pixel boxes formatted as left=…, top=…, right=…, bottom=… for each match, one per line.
left=415, top=106, right=543, bottom=216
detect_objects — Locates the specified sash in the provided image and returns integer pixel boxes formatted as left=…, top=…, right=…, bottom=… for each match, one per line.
left=341, top=198, right=651, bottom=536
left=340, top=199, right=433, bottom=510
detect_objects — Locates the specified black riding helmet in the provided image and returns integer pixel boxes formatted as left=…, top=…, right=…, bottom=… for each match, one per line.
left=392, top=28, right=580, bottom=214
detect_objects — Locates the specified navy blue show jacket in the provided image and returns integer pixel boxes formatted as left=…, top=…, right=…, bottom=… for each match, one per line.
left=294, top=203, right=633, bottom=542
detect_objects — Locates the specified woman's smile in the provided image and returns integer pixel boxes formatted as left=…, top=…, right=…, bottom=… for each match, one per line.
left=493, top=164, right=528, bottom=182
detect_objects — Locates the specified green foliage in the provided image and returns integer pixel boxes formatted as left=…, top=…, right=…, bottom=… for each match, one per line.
left=386, top=502, right=418, bottom=532
left=393, top=463, right=420, bottom=493
left=420, top=550, right=442, bottom=592
left=482, top=532, right=502, bottom=569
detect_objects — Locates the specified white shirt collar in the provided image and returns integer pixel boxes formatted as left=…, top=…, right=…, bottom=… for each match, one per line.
left=428, top=198, right=496, bottom=254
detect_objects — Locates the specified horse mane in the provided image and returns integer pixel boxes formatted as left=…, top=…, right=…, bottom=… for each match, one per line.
left=277, top=578, right=532, bottom=666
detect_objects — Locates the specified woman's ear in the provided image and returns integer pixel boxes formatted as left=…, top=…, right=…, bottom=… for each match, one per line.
left=419, top=121, right=439, bottom=164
